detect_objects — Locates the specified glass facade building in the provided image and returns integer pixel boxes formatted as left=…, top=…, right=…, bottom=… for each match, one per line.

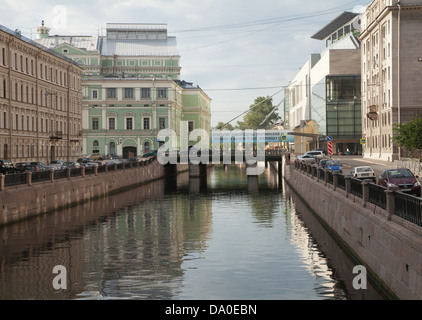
left=325, top=75, right=362, bottom=154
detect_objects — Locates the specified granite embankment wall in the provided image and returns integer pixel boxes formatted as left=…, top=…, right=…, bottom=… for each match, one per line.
left=284, top=162, right=422, bottom=300
left=0, top=159, right=188, bottom=227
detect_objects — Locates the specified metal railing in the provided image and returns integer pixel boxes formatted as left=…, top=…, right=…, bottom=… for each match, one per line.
left=368, top=183, right=387, bottom=209
left=350, top=177, right=363, bottom=198
left=293, top=160, right=422, bottom=227
left=1, top=156, right=158, bottom=189
left=4, top=173, right=27, bottom=186
left=394, top=192, right=422, bottom=226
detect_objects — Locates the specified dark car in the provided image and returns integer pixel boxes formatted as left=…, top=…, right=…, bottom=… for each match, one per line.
left=377, top=168, right=421, bottom=197
left=23, top=164, right=46, bottom=172
left=15, top=162, right=30, bottom=173
left=142, top=150, right=158, bottom=158
left=318, top=159, right=329, bottom=169
left=0, top=160, right=16, bottom=174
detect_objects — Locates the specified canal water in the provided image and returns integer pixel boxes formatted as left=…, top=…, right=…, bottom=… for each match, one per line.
left=0, top=164, right=384, bottom=300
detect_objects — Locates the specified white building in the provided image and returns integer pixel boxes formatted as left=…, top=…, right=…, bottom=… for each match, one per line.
left=286, top=12, right=362, bottom=155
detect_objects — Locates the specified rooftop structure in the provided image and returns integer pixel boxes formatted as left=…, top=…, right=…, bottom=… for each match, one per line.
left=312, top=11, right=361, bottom=48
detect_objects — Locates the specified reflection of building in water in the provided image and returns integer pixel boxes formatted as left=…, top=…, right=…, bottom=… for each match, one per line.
left=80, top=179, right=213, bottom=299
left=281, top=197, right=343, bottom=298
left=0, top=175, right=213, bottom=299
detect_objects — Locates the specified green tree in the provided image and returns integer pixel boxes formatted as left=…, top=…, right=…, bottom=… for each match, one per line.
left=241, top=96, right=280, bottom=130
left=392, top=116, right=422, bottom=157
left=215, top=122, right=234, bottom=130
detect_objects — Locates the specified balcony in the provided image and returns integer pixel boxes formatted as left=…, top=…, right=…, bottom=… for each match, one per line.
left=50, top=131, right=63, bottom=140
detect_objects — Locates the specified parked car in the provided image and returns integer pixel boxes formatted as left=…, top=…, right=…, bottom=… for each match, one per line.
left=318, top=159, right=329, bottom=169
left=350, top=166, right=376, bottom=181
left=296, top=154, right=316, bottom=164
left=23, top=164, right=46, bottom=172
left=63, top=161, right=81, bottom=169
left=0, top=160, right=16, bottom=174
left=377, top=168, right=421, bottom=197
left=45, top=160, right=65, bottom=171
left=312, top=148, right=327, bottom=155
left=326, top=160, right=342, bottom=173
left=304, top=150, right=324, bottom=159
left=15, top=162, right=30, bottom=173
left=142, top=150, right=158, bottom=158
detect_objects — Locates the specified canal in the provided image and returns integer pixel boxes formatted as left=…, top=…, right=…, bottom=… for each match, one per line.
left=0, top=164, right=385, bottom=300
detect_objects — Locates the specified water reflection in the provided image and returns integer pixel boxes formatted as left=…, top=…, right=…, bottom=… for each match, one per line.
left=0, top=164, right=384, bottom=300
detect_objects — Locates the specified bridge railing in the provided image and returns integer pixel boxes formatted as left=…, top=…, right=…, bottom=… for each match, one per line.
left=293, top=159, right=422, bottom=227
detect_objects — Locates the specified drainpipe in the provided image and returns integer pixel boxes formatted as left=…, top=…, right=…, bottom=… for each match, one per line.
left=6, top=36, right=13, bottom=161
left=397, top=1, right=401, bottom=160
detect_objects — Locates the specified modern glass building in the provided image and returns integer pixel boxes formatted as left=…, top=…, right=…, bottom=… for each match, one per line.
left=326, top=75, right=362, bottom=154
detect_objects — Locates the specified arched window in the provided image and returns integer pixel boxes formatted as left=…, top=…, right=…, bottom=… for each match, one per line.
left=144, top=141, right=150, bottom=153
left=109, top=142, right=116, bottom=156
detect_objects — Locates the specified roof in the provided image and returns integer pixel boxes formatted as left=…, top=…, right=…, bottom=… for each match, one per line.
left=99, top=36, right=178, bottom=56
left=311, top=12, right=360, bottom=40
left=106, top=23, right=167, bottom=31
left=36, top=35, right=179, bottom=57
left=0, top=24, right=80, bottom=66
left=36, top=36, right=99, bottom=52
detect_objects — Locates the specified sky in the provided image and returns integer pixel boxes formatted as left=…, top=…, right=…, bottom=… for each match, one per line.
left=0, top=0, right=370, bottom=127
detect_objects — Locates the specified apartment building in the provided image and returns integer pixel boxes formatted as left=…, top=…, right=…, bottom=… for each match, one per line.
left=360, top=0, right=422, bottom=161
left=0, top=24, right=83, bottom=164
left=36, top=23, right=211, bottom=158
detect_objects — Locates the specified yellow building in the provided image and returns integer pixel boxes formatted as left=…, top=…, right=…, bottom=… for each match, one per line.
left=0, top=24, right=83, bottom=164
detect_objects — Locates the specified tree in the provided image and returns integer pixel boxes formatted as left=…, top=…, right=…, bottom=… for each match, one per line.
left=241, top=96, right=280, bottom=130
left=392, top=116, right=422, bottom=157
left=215, top=122, right=234, bottom=130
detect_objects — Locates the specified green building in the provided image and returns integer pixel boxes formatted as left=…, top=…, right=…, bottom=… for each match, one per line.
left=35, top=23, right=211, bottom=158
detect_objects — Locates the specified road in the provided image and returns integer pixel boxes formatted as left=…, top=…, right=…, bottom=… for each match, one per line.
left=327, top=155, right=391, bottom=177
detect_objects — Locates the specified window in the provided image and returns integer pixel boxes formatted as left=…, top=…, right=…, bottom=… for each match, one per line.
left=92, top=118, right=99, bottom=130
left=157, top=88, right=167, bottom=98
left=143, top=118, right=150, bottom=130
left=141, top=88, right=150, bottom=98
left=188, top=121, right=194, bottom=132
left=126, top=117, right=133, bottom=130
left=93, top=140, right=99, bottom=153
left=124, top=88, right=134, bottom=99
left=108, top=118, right=115, bottom=130
left=107, top=88, right=116, bottom=99
left=159, top=117, right=166, bottom=129
left=144, top=141, right=150, bottom=153
left=109, top=142, right=116, bottom=155
left=92, top=90, right=98, bottom=99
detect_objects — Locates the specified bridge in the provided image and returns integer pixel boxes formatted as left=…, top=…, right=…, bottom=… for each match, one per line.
left=160, top=149, right=286, bottom=164
left=162, top=149, right=286, bottom=192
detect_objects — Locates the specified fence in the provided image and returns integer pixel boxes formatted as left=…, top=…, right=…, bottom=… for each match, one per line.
left=0, top=157, right=157, bottom=190
left=294, top=160, right=422, bottom=227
